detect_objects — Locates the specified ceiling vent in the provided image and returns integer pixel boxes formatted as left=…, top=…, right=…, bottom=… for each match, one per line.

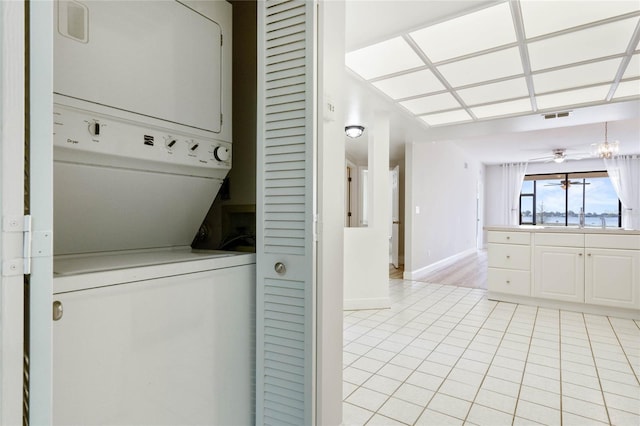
left=543, top=111, right=571, bottom=120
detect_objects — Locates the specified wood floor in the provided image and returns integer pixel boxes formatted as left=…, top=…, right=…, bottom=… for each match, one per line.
left=388, top=249, right=488, bottom=289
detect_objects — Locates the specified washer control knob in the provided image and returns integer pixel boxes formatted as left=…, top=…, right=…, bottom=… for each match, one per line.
left=214, top=146, right=230, bottom=162
left=166, top=138, right=177, bottom=150
left=88, top=120, right=100, bottom=136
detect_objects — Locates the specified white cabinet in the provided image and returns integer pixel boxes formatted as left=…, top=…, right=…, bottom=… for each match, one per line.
left=533, top=233, right=585, bottom=303
left=488, top=231, right=531, bottom=296
left=584, top=234, right=640, bottom=310
left=487, top=229, right=640, bottom=315
left=534, top=245, right=584, bottom=303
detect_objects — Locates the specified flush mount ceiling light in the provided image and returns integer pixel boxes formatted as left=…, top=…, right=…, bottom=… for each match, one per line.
left=593, top=122, right=619, bottom=159
left=345, top=125, right=365, bottom=138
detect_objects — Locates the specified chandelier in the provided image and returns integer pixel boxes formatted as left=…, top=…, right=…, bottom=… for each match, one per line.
left=593, top=122, right=619, bottom=159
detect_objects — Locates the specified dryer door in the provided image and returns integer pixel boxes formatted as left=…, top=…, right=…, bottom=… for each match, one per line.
left=54, top=0, right=223, bottom=134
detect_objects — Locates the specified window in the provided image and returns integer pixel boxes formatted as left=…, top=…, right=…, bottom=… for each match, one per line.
left=519, top=171, right=621, bottom=227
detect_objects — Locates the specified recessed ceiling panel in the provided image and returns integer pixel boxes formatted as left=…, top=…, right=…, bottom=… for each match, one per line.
left=613, top=79, right=640, bottom=98
left=528, top=18, right=638, bottom=71
left=623, top=54, right=640, bottom=79
left=420, top=109, right=472, bottom=126
left=372, top=69, right=445, bottom=100
left=409, top=2, right=516, bottom=63
left=456, top=77, right=529, bottom=105
left=346, top=37, right=424, bottom=80
left=532, top=59, right=622, bottom=93
left=536, top=84, right=610, bottom=110
left=437, top=47, right=523, bottom=87
left=521, top=1, right=640, bottom=38
left=471, top=98, right=533, bottom=119
left=400, top=92, right=461, bottom=115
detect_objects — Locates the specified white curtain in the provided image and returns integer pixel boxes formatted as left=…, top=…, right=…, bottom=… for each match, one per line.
left=501, top=162, right=528, bottom=225
left=604, top=155, right=640, bottom=230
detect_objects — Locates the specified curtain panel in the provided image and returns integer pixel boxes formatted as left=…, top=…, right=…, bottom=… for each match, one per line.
left=605, top=155, right=640, bottom=230
left=501, top=162, right=528, bottom=226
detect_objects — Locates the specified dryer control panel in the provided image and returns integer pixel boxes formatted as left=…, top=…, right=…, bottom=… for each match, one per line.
left=53, top=104, right=231, bottom=179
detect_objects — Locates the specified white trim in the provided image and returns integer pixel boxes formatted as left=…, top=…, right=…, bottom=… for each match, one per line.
left=404, top=248, right=477, bottom=280
left=0, top=2, right=26, bottom=424
left=28, top=1, right=54, bottom=423
left=487, top=292, right=640, bottom=320
left=343, top=297, right=391, bottom=311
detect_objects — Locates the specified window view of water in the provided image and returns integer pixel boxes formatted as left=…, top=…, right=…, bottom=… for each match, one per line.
left=521, top=214, right=620, bottom=227
left=520, top=172, right=621, bottom=228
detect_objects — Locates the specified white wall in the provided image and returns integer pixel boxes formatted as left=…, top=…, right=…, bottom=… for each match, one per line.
left=405, top=141, right=482, bottom=279
left=344, top=113, right=390, bottom=310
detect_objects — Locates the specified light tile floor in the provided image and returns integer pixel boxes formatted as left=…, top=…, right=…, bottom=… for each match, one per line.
left=343, top=280, right=640, bottom=426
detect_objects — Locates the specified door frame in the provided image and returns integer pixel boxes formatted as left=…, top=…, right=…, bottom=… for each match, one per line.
left=0, top=2, right=26, bottom=423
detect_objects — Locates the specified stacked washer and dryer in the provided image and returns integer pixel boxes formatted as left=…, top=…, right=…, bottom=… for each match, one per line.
left=51, top=1, right=254, bottom=424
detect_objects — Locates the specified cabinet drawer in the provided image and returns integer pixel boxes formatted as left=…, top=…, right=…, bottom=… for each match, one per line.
left=488, top=268, right=530, bottom=296
left=488, top=243, right=530, bottom=270
left=585, top=234, right=640, bottom=250
left=488, top=231, right=530, bottom=245
left=535, top=233, right=584, bottom=247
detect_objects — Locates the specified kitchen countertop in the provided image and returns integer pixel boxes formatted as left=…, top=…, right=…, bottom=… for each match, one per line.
left=484, top=225, right=640, bottom=235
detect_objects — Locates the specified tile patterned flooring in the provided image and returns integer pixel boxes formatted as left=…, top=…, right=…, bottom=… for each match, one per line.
left=343, top=280, right=640, bottom=425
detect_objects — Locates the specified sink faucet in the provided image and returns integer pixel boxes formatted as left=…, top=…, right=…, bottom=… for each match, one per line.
left=601, top=216, right=606, bottom=229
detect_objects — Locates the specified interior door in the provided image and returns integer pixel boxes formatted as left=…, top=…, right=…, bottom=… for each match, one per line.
left=27, top=1, right=55, bottom=424
left=390, top=165, right=400, bottom=268
left=0, top=2, right=53, bottom=424
left=256, top=1, right=316, bottom=424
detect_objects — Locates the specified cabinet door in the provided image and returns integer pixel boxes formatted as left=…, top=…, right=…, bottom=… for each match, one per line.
left=534, top=246, right=584, bottom=303
left=585, top=248, right=640, bottom=309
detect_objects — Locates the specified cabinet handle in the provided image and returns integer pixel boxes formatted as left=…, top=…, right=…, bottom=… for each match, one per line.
left=587, top=253, right=591, bottom=257
left=506, top=255, right=510, bottom=259
left=506, top=280, right=511, bottom=284
left=579, top=253, right=583, bottom=256
left=506, top=236, right=510, bottom=240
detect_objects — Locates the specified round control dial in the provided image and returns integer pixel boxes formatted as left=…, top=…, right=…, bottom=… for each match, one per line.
left=165, top=137, right=177, bottom=150
left=88, top=120, right=101, bottom=136
left=188, top=140, right=200, bottom=152
left=213, top=146, right=230, bottom=162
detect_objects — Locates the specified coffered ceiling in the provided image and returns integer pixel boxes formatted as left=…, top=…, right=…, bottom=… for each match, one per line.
left=346, top=1, right=640, bottom=128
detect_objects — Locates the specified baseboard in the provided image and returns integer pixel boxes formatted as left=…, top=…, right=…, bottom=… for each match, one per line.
left=343, top=297, right=391, bottom=311
left=404, top=248, right=477, bottom=280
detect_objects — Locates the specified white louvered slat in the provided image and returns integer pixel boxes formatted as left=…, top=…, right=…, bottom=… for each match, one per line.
left=257, top=0, right=315, bottom=424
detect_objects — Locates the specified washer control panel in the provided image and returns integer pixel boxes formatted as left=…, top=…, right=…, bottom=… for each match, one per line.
left=53, top=104, right=231, bottom=173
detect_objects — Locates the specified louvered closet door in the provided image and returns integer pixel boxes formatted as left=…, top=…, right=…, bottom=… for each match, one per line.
left=256, top=1, right=316, bottom=425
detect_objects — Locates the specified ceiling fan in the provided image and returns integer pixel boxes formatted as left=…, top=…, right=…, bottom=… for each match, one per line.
left=544, top=180, right=591, bottom=190
left=529, top=148, right=590, bottom=163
